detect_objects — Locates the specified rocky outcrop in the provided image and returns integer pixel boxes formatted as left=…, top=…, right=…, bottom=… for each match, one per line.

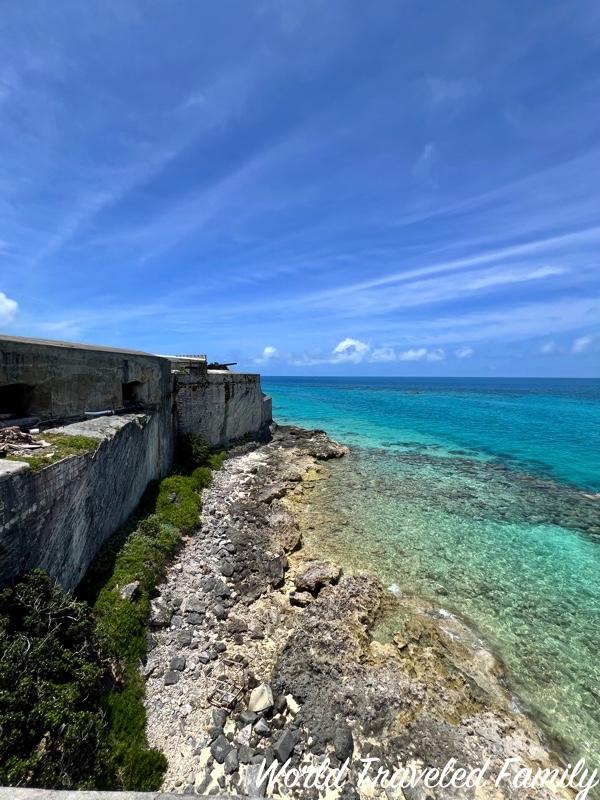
left=143, top=426, right=570, bottom=800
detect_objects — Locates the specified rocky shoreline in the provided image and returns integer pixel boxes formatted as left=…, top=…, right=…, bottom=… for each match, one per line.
left=143, top=425, right=572, bottom=799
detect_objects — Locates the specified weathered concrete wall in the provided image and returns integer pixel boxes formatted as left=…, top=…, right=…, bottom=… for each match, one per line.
left=0, top=336, right=271, bottom=590
left=0, top=411, right=173, bottom=590
left=175, top=370, right=272, bottom=446
left=0, top=335, right=171, bottom=422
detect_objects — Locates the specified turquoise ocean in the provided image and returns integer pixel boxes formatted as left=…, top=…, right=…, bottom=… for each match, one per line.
left=263, top=377, right=600, bottom=765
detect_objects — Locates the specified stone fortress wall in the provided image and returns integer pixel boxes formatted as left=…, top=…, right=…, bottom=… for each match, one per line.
left=0, top=335, right=271, bottom=589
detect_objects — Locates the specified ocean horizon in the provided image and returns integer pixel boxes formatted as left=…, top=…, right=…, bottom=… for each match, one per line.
left=264, top=375, right=600, bottom=766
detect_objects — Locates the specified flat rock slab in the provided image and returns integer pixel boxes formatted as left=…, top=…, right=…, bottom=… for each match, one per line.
left=294, top=560, right=341, bottom=592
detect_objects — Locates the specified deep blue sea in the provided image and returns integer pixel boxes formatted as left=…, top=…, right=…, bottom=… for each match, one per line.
left=263, top=376, right=600, bottom=764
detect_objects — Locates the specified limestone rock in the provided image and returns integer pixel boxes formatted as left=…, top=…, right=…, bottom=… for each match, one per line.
left=248, top=683, right=274, bottom=713
left=150, top=598, right=172, bottom=627
left=294, top=560, right=341, bottom=593
left=119, top=580, right=140, bottom=601
left=290, top=590, right=313, bottom=606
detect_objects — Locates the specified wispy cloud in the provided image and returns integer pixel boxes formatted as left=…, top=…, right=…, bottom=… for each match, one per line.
left=398, top=347, right=445, bottom=362
left=455, top=346, right=474, bottom=359
left=412, top=143, right=437, bottom=181
left=572, top=335, right=594, bottom=354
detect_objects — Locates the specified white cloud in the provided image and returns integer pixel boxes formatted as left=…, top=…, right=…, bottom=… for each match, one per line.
left=370, top=346, right=397, bottom=363
left=455, top=346, right=474, bottom=359
left=254, top=345, right=278, bottom=364
left=398, top=347, right=445, bottom=362
left=398, top=348, right=427, bottom=361
left=540, top=341, right=558, bottom=354
left=0, top=292, right=18, bottom=324
left=427, top=348, right=445, bottom=361
left=332, top=337, right=370, bottom=363
left=572, top=335, right=593, bottom=354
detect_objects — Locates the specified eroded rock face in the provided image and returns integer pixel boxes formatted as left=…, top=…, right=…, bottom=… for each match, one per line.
left=143, top=425, right=569, bottom=800
left=294, top=559, right=342, bottom=593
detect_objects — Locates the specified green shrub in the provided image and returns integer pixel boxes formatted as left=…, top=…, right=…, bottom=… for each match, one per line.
left=208, top=450, right=227, bottom=470
left=191, top=465, right=213, bottom=491
left=93, top=515, right=179, bottom=665
left=175, top=433, right=211, bottom=471
left=103, top=675, right=166, bottom=790
left=155, top=476, right=200, bottom=534
left=0, top=570, right=112, bottom=789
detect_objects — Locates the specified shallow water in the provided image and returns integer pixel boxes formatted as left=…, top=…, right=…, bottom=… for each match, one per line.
left=263, top=377, right=600, bottom=764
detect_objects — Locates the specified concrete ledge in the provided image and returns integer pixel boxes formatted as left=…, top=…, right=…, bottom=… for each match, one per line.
left=0, top=791, right=245, bottom=799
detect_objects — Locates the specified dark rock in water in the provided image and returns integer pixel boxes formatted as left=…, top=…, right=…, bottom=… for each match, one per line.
left=169, top=655, right=186, bottom=671
left=273, top=727, right=299, bottom=762
left=212, top=707, right=228, bottom=729
left=164, top=670, right=180, bottom=685
left=224, top=747, right=239, bottom=774
left=333, top=720, right=354, bottom=761
left=211, top=733, right=232, bottom=763
left=295, top=560, right=341, bottom=593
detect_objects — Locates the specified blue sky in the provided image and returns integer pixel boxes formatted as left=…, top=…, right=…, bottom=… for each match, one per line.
left=0, top=1, right=599, bottom=377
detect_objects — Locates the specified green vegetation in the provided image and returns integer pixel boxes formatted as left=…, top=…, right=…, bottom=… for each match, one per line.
left=0, top=570, right=111, bottom=789
left=176, top=432, right=211, bottom=472
left=6, top=433, right=98, bottom=472
left=191, top=465, right=213, bottom=491
left=155, top=476, right=200, bottom=534
left=0, top=434, right=227, bottom=791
